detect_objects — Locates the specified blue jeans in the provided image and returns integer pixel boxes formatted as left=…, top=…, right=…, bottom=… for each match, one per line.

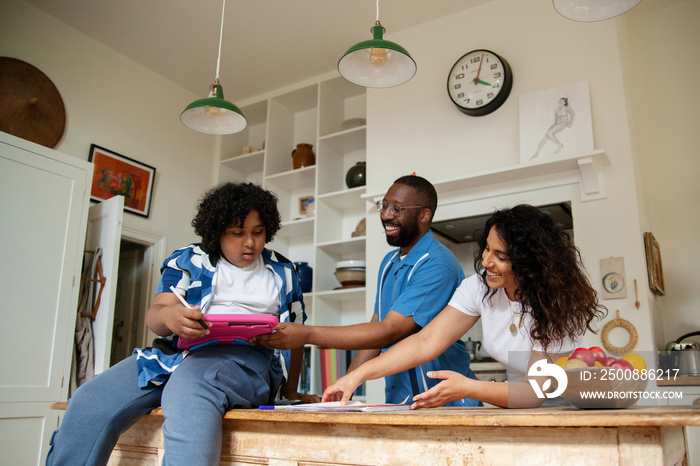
left=46, top=344, right=284, bottom=466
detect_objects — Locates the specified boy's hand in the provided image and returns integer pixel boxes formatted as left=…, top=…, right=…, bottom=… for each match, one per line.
left=251, top=322, right=308, bottom=349
left=167, top=303, right=209, bottom=339
left=280, top=387, right=321, bottom=404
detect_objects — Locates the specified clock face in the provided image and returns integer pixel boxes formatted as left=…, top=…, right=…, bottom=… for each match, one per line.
left=447, top=49, right=513, bottom=116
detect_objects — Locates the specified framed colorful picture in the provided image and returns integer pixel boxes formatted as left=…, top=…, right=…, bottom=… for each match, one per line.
left=299, top=196, right=314, bottom=215
left=88, top=144, right=156, bottom=218
left=644, top=232, right=665, bottom=296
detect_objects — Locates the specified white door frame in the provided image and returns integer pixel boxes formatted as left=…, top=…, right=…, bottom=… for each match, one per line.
left=120, top=227, right=167, bottom=348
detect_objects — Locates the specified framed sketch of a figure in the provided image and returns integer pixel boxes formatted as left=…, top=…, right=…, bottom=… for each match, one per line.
left=519, top=80, right=595, bottom=164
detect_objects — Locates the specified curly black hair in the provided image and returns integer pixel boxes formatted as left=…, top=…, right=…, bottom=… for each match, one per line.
left=474, top=204, right=607, bottom=351
left=191, top=182, right=281, bottom=254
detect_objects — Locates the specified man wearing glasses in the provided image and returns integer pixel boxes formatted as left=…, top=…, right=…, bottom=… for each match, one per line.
left=254, top=175, right=479, bottom=406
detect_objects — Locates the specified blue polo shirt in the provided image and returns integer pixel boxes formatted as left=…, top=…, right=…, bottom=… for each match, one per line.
left=375, top=230, right=480, bottom=406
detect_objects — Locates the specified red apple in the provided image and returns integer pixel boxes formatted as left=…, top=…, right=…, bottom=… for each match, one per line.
left=606, top=357, right=617, bottom=367
left=609, top=358, right=634, bottom=371
left=568, top=348, right=596, bottom=367
left=564, top=358, right=588, bottom=369
left=588, top=346, right=607, bottom=365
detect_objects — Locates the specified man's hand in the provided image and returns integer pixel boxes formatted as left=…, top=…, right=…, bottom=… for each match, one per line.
left=410, top=370, right=471, bottom=409
left=251, top=322, right=308, bottom=349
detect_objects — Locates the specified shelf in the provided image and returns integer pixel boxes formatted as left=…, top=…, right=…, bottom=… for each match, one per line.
left=317, top=187, right=367, bottom=210
left=278, top=217, right=314, bottom=238
left=363, top=150, right=609, bottom=203
left=315, top=287, right=366, bottom=301
left=218, top=76, right=368, bottom=401
left=266, top=166, right=316, bottom=191
left=316, top=237, right=366, bottom=255
left=220, top=151, right=264, bottom=174
left=319, top=127, right=366, bottom=153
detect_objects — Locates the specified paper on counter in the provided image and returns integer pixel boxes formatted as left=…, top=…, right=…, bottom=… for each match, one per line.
left=271, top=400, right=411, bottom=412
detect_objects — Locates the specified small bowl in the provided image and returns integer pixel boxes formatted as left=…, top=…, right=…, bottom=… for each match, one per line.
left=334, top=269, right=365, bottom=287
left=336, top=260, right=365, bottom=269
left=561, top=367, right=649, bottom=409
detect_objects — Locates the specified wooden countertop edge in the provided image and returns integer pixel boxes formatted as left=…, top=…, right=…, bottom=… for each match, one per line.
left=656, top=377, right=700, bottom=386
left=50, top=403, right=700, bottom=427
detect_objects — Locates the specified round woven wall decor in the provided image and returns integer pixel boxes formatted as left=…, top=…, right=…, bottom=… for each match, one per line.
left=0, top=57, right=66, bottom=148
left=600, top=310, right=638, bottom=355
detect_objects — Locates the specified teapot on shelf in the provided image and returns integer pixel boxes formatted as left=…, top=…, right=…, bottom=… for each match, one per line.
left=665, top=331, right=700, bottom=376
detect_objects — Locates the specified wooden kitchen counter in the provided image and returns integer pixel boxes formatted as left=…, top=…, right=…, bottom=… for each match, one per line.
left=88, top=404, right=699, bottom=465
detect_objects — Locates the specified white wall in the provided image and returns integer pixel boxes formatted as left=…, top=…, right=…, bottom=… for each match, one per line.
left=3, top=0, right=697, bottom=352
left=621, top=0, right=700, bottom=345
left=1, top=1, right=217, bottom=255
left=364, top=0, right=694, bottom=354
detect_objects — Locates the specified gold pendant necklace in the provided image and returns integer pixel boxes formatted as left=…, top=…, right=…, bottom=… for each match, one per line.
left=508, top=299, right=524, bottom=335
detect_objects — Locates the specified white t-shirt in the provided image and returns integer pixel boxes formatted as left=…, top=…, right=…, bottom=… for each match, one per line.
left=206, top=255, right=280, bottom=316
left=448, top=274, right=576, bottom=382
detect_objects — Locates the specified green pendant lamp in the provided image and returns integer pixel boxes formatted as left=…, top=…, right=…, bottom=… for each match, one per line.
left=338, top=0, right=416, bottom=88
left=181, top=0, right=246, bottom=135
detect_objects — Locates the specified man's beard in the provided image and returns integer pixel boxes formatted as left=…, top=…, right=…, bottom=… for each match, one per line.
left=384, top=218, right=420, bottom=248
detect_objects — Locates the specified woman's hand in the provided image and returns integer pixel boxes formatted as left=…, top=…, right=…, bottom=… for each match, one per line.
left=410, top=370, right=472, bottom=409
left=322, top=372, right=363, bottom=403
left=251, top=322, right=308, bottom=349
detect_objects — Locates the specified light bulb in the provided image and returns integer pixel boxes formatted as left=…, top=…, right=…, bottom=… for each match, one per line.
left=205, top=106, right=222, bottom=118
left=369, top=47, right=388, bottom=67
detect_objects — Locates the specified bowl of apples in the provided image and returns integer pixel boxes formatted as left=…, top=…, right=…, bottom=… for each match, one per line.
left=557, top=346, right=649, bottom=409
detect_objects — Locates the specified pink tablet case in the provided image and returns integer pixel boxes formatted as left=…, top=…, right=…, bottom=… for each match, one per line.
left=177, top=314, right=278, bottom=350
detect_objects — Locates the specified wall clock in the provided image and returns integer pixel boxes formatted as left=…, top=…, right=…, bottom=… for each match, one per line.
left=446, top=49, right=513, bottom=117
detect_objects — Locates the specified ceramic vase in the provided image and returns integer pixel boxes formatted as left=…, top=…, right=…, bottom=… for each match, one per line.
left=291, top=143, right=315, bottom=169
left=294, top=262, right=313, bottom=293
left=345, top=161, right=366, bottom=188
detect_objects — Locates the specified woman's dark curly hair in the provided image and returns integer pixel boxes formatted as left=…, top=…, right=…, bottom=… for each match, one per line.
left=474, top=204, right=606, bottom=351
left=191, top=182, right=281, bottom=254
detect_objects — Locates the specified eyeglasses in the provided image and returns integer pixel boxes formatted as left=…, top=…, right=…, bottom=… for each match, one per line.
left=375, top=201, right=422, bottom=216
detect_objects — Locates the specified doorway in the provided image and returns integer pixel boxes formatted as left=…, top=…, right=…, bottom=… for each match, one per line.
left=110, top=240, right=146, bottom=365
left=109, top=228, right=167, bottom=366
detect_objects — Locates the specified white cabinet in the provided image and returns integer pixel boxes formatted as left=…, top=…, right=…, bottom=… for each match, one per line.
left=0, top=131, right=93, bottom=464
left=217, top=77, right=367, bottom=397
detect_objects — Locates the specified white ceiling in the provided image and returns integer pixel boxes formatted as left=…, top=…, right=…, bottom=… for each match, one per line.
left=24, top=0, right=490, bottom=101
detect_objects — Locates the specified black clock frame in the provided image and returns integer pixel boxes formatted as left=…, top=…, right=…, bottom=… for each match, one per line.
left=446, top=49, right=513, bottom=117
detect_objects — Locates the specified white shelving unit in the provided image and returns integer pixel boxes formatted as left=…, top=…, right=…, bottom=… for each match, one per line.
left=217, top=76, right=368, bottom=398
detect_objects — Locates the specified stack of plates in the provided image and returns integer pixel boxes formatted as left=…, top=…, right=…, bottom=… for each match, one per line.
left=334, top=260, right=365, bottom=289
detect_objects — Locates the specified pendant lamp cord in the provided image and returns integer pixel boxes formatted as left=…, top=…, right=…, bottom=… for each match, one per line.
left=375, top=0, right=380, bottom=22
left=215, top=0, right=226, bottom=82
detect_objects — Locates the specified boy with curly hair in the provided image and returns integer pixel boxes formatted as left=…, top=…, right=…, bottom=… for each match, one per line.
left=47, top=182, right=318, bottom=466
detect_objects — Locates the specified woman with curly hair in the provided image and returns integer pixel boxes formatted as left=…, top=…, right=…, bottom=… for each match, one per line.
left=323, top=204, right=606, bottom=408
left=47, top=182, right=319, bottom=466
